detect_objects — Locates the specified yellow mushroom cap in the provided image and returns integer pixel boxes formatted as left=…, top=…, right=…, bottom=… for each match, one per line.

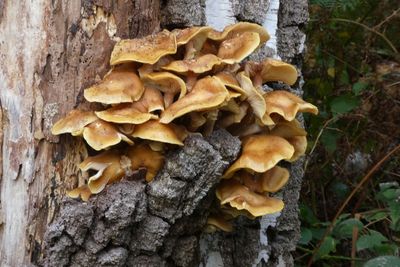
left=218, top=32, right=260, bottom=64
left=84, top=66, right=144, bottom=104
left=223, top=134, right=294, bottom=178
left=205, top=215, right=233, bottom=233
left=236, top=71, right=266, bottom=120
left=51, top=110, right=97, bottom=136
left=160, top=76, right=229, bottom=124
left=126, top=144, right=164, bottom=182
left=241, top=166, right=290, bottom=193
left=110, top=30, right=177, bottom=65
left=216, top=179, right=284, bottom=217
left=215, top=72, right=246, bottom=95
left=173, top=26, right=213, bottom=45
left=208, top=22, right=270, bottom=44
left=132, top=120, right=185, bottom=146
left=67, top=185, right=92, bottom=202
left=79, top=151, right=125, bottom=194
left=260, top=59, right=298, bottom=85
left=83, top=120, right=133, bottom=151
left=262, top=90, right=319, bottom=125
left=162, top=54, right=222, bottom=74
left=95, top=104, right=157, bottom=124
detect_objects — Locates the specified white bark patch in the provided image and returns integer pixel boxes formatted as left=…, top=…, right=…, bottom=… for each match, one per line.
left=205, top=0, right=236, bottom=31
left=81, top=6, right=118, bottom=41
left=263, top=0, right=280, bottom=57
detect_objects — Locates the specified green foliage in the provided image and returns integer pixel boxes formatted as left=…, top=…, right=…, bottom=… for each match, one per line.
left=364, top=256, right=400, bottom=267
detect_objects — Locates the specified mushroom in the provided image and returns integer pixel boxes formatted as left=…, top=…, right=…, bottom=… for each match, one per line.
left=218, top=102, right=249, bottom=128
left=236, top=71, right=266, bottom=120
left=217, top=32, right=260, bottom=64
left=216, top=179, right=284, bottom=217
left=67, top=185, right=92, bottom=202
left=95, top=103, right=157, bottom=124
left=141, top=72, right=187, bottom=108
left=261, top=90, right=319, bottom=125
left=110, top=30, right=177, bottom=65
left=83, top=120, right=133, bottom=151
left=223, top=134, right=294, bottom=178
left=208, top=22, right=270, bottom=44
left=160, top=76, right=229, bottom=124
left=240, top=166, right=290, bottom=193
left=79, top=151, right=125, bottom=194
left=131, top=119, right=186, bottom=146
left=51, top=110, right=97, bottom=136
left=205, top=215, right=233, bottom=233
left=126, top=144, right=164, bottom=182
left=215, top=72, right=246, bottom=95
left=172, top=26, right=212, bottom=59
left=84, top=64, right=144, bottom=104
left=162, top=54, right=223, bottom=74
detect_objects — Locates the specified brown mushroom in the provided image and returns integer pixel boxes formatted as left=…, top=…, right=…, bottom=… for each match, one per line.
left=236, top=71, right=266, bottom=120
left=95, top=104, right=157, bottom=124
left=160, top=76, right=229, bottom=124
left=51, top=110, right=97, bottom=136
left=79, top=151, right=125, bottom=194
left=216, top=179, right=284, bottom=217
left=84, top=65, right=144, bottom=104
left=162, top=54, right=223, bottom=74
left=205, top=215, right=233, bottom=233
left=67, top=185, right=92, bottom=201
left=173, top=26, right=213, bottom=59
left=240, top=166, right=290, bottom=193
left=218, top=102, right=249, bottom=128
left=215, top=72, right=246, bottom=95
left=110, top=30, right=177, bottom=65
left=222, top=134, right=294, bottom=178
left=262, top=90, right=319, bottom=125
left=132, top=120, right=186, bottom=146
left=83, top=120, right=133, bottom=151
left=208, top=22, right=270, bottom=44
left=218, top=32, right=260, bottom=64
left=126, top=144, right=164, bottom=182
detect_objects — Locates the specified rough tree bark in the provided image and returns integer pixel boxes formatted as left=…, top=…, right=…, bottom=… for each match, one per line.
left=0, top=0, right=308, bottom=266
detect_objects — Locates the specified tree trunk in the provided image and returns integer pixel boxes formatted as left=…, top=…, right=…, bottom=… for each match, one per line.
left=0, top=1, right=308, bottom=266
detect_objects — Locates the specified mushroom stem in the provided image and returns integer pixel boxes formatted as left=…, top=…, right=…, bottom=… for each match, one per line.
left=186, top=72, right=198, bottom=92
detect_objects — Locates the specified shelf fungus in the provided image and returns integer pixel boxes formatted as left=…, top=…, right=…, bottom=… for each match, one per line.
left=51, top=22, right=318, bottom=231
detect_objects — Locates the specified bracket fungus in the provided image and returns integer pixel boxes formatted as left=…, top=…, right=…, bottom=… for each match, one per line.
left=51, top=22, right=318, bottom=233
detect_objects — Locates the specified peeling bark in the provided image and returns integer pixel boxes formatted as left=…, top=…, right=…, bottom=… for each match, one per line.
left=0, top=0, right=308, bottom=266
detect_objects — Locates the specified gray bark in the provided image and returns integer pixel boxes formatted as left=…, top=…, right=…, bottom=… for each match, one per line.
left=0, top=0, right=308, bottom=266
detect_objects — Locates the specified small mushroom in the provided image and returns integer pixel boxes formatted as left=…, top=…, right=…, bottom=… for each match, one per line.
left=215, top=72, right=246, bottom=95
left=223, top=134, right=294, bottom=178
left=236, top=71, right=266, bottom=120
left=95, top=104, right=157, bottom=124
left=132, top=120, right=186, bottom=146
left=208, top=22, right=270, bottom=44
left=162, top=54, right=223, bottom=74
left=218, top=102, right=249, bottom=128
left=83, top=120, right=133, bottom=151
left=173, top=26, right=212, bottom=59
left=84, top=65, right=144, bottom=104
left=126, top=144, right=164, bottom=182
left=67, top=185, right=92, bottom=201
left=216, top=179, right=284, bottom=217
left=110, top=30, right=177, bottom=65
left=160, top=76, right=229, bottom=124
left=79, top=151, right=125, bottom=194
left=205, top=215, right=233, bottom=233
left=262, top=90, right=319, bottom=125
left=240, top=166, right=290, bottom=193
left=218, top=32, right=260, bottom=64
left=51, top=110, right=98, bottom=136
left=141, top=72, right=187, bottom=108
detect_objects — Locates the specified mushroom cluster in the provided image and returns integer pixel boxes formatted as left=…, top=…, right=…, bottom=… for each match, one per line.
left=51, top=22, right=318, bottom=230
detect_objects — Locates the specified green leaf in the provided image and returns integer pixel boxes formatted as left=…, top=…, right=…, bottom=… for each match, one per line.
left=333, top=218, right=363, bottom=239
left=299, top=227, right=313, bottom=245
left=356, top=230, right=388, bottom=251
left=364, top=256, right=400, bottom=267
left=299, top=204, right=320, bottom=225
left=315, top=236, right=336, bottom=260
left=389, top=202, right=400, bottom=231
left=364, top=211, right=388, bottom=222
left=321, top=129, right=341, bottom=153
left=352, top=81, right=369, bottom=95
left=330, top=95, right=360, bottom=114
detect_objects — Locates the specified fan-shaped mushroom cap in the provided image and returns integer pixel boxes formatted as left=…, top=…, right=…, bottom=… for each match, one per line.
left=215, top=72, right=246, bottom=95
left=67, top=185, right=92, bottom=201
left=83, top=120, right=133, bottom=151
left=126, top=144, right=164, bottom=182
left=223, top=135, right=294, bottom=178
left=51, top=110, right=97, bottom=136
left=142, top=72, right=187, bottom=107
left=160, top=76, right=229, bottom=124
left=262, top=90, right=319, bottom=125
left=236, top=72, right=266, bottom=120
left=95, top=104, right=157, bottom=124
left=219, top=102, right=249, bottom=128
left=173, top=26, right=213, bottom=45
left=162, top=54, right=222, bottom=74
left=260, top=59, right=298, bottom=85
left=241, top=166, right=290, bottom=193
left=84, top=66, right=144, bottom=104
left=208, top=22, right=270, bottom=44
left=132, top=120, right=186, bottom=146
left=79, top=151, right=124, bottom=194
left=205, top=215, right=233, bottom=233
left=218, top=32, right=260, bottom=64
left=216, top=179, right=284, bottom=217
left=110, top=30, right=177, bottom=65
